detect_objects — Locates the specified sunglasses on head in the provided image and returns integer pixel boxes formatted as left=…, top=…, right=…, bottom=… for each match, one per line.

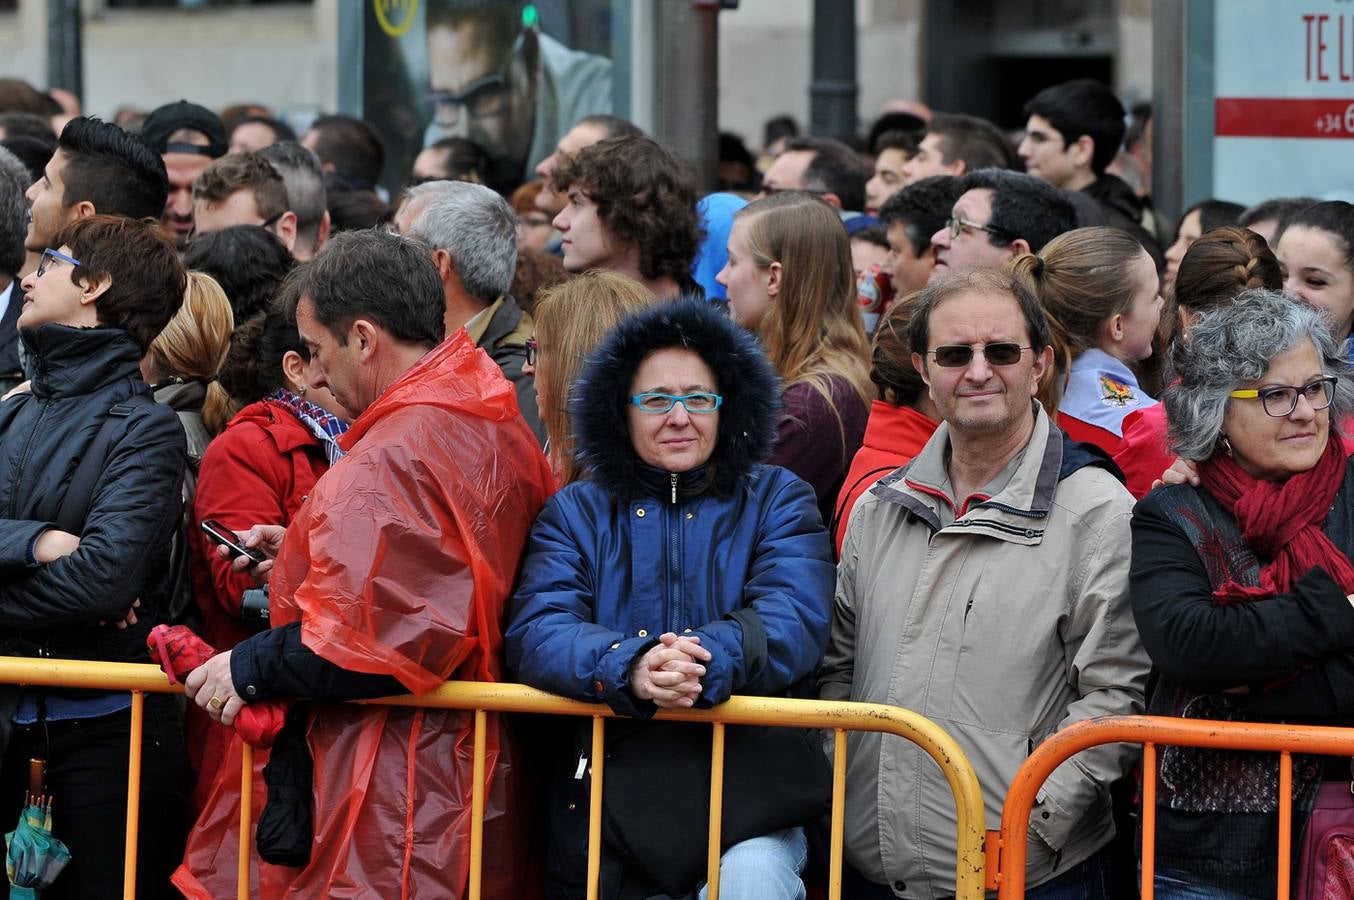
left=929, top=342, right=1030, bottom=367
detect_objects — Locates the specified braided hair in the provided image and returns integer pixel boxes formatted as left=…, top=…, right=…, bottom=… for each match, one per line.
left=1167, top=225, right=1281, bottom=345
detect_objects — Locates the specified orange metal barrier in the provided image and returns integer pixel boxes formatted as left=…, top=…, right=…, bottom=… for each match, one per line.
left=989, top=714, right=1354, bottom=900
left=0, top=656, right=988, bottom=900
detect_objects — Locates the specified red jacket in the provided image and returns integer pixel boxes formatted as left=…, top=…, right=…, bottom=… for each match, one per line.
left=185, top=399, right=330, bottom=816
left=831, top=401, right=938, bottom=554
left=1113, top=404, right=1172, bottom=499
left=175, top=332, right=554, bottom=900
left=1059, top=413, right=1124, bottom=459
left=190, top=400, right=330, bottom=652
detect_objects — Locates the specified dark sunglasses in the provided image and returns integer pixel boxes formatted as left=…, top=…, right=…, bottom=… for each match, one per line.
left=525, top=338, right=538, bottom=367
left=929, top=342, right=1030, bottom=368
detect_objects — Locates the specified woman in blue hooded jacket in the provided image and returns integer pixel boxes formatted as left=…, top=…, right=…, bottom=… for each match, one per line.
left=506, top=298, right=835, bottom=900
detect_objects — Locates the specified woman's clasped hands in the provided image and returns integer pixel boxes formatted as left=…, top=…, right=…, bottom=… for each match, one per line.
left=629, top=632, right=712, bottom=708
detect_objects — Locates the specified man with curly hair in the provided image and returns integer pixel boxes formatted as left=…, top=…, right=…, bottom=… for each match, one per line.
left=549, top=134, right=700, bottom=298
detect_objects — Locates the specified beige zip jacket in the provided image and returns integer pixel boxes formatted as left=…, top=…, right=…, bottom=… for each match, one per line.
left=821, top=406, right=1150, bottom=898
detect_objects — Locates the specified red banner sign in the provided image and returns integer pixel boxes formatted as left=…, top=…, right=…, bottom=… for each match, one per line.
left=1215, top=97, right=1354, bottom=138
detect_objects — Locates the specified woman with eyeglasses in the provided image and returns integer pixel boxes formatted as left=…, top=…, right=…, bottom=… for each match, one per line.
left=0, top=216, right=191, bottom=898
left=509, top=180, right=558, bottom=252
left=1129, top=289, right=1354, bottom=898
left=1114, top=226, right=1285, bottom=498
left=716, top=191, right=872, bottom=527
left=506, top=298, right=835, bottom=900
left=1009, top=226, right=1164, bottom=456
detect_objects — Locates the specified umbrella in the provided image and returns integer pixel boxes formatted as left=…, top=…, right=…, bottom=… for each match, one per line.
left=4, top=762, right=70, bottom=899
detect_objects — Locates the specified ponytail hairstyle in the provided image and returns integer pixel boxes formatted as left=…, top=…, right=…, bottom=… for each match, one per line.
left=149, top=271, right=234, bottom=432
left=735, top=192, right=871, bottom=454
left=1009, top=226, right=1149, bottom=400
left=1165, top=225, right=1281, bottom=344
left=203, top=312, right=262, bottom=436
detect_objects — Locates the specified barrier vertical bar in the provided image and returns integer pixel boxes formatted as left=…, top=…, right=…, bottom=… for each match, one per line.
left=123, top=690, right=144, bottom=899
left=1141, top=743, right=1156, bottom=900
left=239, top=743, right=253, bottom=900
left=706, top=723, right=726, bottom=900
left=586, top=717, right=606, bottom=900
left=829, top=729, right=847, bottom=900
left=469, top=709, right=488, bottom=900
left=1278, top=752, right=1292, bottom=900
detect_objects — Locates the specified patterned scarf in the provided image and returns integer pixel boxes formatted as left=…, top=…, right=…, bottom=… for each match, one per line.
left=267, top=388, right=349, bottom=467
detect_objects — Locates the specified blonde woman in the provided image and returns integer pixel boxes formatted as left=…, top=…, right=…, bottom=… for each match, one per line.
left=525, top=269, right=659, bottom=485
left=717, top=192, right=872, bottom=525
left=143, top=270, right=234, bottom=484
left=140, top=270, right=234, bottom=629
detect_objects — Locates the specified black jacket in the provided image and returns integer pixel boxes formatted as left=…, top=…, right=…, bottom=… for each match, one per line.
left=1082, top=173, right=1165, bottom=269
left=478, top=294, right=545, bottom=446
left=0, top=324, right=186, bottom=664
left=1129, top=471, right=1354, bottom=887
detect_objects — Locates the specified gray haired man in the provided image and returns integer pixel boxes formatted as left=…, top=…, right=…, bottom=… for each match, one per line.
left=394, top=179, right=543, bottom=443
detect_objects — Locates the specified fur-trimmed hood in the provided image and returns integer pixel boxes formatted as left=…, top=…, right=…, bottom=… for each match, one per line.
left=572, top=296, right=781, bottom=499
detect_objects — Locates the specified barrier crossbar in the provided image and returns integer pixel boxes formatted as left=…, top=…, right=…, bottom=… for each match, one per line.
left=0, top=656, right=987, bottom=900
left=990, top=714, right=1354, bottom=899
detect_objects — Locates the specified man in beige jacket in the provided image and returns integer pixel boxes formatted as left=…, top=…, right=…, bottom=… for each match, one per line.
left=821, top=268, right=1150, bottom=899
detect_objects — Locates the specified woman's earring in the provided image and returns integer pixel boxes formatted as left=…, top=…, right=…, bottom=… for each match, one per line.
left=1220, top=435, right=1233, bottom=456
left=298, top=386, right=307, bottom=397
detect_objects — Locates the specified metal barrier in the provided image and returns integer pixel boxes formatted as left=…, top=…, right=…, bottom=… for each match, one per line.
left=989, top=714, right=1354, bottom=899
left=0, top=656, right=988, bottom=900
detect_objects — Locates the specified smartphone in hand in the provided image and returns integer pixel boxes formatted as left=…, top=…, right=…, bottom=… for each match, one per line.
left=200, top=519, right=267, bottom=564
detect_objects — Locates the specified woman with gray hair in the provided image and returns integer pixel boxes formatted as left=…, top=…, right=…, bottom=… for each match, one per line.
left=1129, top=288, right=1354, bottom=898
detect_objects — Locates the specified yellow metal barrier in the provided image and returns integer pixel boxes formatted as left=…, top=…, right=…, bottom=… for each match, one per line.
left=0, top=656, right=988, bottom=900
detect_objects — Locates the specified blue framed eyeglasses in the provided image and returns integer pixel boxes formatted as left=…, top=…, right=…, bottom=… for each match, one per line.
left=629, top=392, right=723, bottom=414
left=36, top=248, right=82, bottom=278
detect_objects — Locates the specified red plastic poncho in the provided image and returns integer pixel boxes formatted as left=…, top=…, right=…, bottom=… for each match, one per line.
left=174, top=332, right=555, bottom=900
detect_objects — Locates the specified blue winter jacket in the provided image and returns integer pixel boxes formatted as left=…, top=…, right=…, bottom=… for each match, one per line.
left=504, top=298, right=835, bottom=717
left=506, top=464, right=834, bottom=717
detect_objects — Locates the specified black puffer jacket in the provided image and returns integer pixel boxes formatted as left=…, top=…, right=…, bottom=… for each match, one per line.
left=0, top=324, right=185, bottom=665
left=1083, top=173, right=1165, bottom=268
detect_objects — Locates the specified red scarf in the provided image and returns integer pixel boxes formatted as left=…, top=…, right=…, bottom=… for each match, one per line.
left=1198, top=434, right=1354, bottom=605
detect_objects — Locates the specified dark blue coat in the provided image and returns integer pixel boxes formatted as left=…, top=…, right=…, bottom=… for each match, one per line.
left=505, top=298, right=835, bottom=716
left=506, top=463, right=834, bottom=717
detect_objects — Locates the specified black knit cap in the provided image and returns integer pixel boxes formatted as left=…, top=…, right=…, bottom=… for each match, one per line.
left=140, top=100, right=227, bottom=158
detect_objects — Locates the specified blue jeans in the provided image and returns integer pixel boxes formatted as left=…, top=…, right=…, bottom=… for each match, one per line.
left=697, top=827, right=807, bottom=900
left=841, top=849, right=1110, bottom=899
left=1023, top=848, right=1111, bottom=900
left=1148, top=867, right=1269, bottom=900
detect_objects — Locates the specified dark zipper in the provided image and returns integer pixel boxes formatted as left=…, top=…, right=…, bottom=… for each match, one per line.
left=7, top=399, right=51, bottom=518
left=667, top=475, right=681, bottom=633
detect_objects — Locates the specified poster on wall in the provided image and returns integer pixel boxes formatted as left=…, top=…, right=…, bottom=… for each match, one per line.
left=1213, top=0, right=1354, bottom=204
left=359, top=0, right=617, bottom=194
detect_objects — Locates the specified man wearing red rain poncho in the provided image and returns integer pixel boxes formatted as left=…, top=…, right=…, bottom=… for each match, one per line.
left=173, top=229, right=554, bottom=899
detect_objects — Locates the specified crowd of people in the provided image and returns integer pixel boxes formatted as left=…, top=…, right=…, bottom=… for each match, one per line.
left=0, top=67, right=1353, bottom=900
